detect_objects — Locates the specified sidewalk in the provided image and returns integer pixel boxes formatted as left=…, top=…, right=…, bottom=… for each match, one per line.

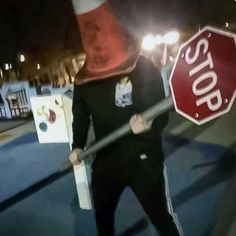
left=0, top=120, right=35, bottom=146
left=0, top=118, right=33, bottom=133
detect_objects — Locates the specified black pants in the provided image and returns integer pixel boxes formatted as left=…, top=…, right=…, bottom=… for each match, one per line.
left=91, top=146, right=183, bottom=236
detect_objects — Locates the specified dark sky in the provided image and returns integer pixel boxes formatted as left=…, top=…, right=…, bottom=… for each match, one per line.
left=0, top=0, right=236, bottom=65
left=0, top=0, right=80, bottom=64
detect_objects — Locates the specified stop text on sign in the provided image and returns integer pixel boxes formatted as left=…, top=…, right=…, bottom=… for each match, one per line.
left=184, top=37, right=222, bottom=111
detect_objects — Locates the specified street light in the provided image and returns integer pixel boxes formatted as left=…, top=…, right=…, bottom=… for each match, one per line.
left=19, top=54, right=25, bottom=62
left=162, top=31, right=180, bottom=65
left=141, top=30, right=180, bottom=66
left=163, top=31, right=180, bottom=45
left=141, top=31, right=180, bottom=97
left=5, top=64, right=9, bottom=70
left=141, top=34, right=156, bottom=51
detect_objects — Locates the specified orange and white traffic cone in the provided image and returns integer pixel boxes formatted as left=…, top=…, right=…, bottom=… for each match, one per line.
left=71, top=0, right=140, bottom=85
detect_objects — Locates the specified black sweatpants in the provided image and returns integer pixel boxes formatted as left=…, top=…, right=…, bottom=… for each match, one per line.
left=91, top=146, right=183, bottom=236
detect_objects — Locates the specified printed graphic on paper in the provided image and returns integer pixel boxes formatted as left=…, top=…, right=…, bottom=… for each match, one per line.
left=115, top=76, right=132, bottom=108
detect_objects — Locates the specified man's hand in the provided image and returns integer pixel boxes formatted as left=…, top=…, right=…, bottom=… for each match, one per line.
left=129, top=114, right=152, bottom=134
left=69, top=148, right=83, bottom=165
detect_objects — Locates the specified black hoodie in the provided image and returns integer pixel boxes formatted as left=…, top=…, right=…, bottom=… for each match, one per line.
left=72, top=56, right=168, bottom=157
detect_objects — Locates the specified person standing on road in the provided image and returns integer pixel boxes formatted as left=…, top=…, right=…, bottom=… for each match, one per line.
left=69, top=0, right=183, bottom=235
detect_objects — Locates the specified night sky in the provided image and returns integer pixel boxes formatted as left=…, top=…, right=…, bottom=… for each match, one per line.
left=0, top=0, right=236, bottom=65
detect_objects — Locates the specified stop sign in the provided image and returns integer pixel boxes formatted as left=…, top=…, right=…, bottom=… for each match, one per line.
left=169, top=26, right=236, bottom=125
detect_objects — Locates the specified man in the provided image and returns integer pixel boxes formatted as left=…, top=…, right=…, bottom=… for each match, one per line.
left=69, top=0, right=183, bottom=235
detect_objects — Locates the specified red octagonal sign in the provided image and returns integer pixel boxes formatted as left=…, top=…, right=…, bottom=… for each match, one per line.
left=169, top=26, right=236, bottom=125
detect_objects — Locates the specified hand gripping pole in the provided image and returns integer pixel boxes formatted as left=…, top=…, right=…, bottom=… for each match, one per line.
left=78, top=96, right=174, bottom=161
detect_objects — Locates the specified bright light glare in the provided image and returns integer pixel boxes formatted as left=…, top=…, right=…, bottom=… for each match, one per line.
left=0, top=69, right=3, bottom=78
left=37, top=63, right=40, bottom=70
left=20, top=54, right=25, bottom=62
left=225, top=22, right=229, bottom=27
left=141, top=34, right=156, bottom=51
left=155, top=35, right=163, bottom=45
left=5, top=64, right=9, bottom=70
left=163, top=31, right=180, bottom=45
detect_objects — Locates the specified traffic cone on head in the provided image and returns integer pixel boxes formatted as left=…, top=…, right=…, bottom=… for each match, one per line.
left=71, top=0, right=140, bottom=85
